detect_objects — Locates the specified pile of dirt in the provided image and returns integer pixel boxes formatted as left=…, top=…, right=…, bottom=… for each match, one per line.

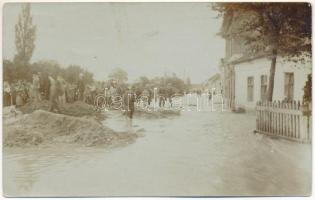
left=134, top=108, right=181, bottom=119
left=3, top=110, right=137, bottom=147
left=18, top=101, right=105, bottom=121
left=61, top=101, right=106, bottom=121
left=3, top=106, right=24, bottom=125
left=18, top=100, right=51, bottom=114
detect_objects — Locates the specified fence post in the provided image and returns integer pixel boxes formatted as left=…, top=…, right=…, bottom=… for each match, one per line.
left=300, top=103, right=311, bottom=142
left=300, top=115, right=308, bottom=142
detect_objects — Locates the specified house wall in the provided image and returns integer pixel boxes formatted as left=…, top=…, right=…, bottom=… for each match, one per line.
left=234, top=57, right=311, bottom=110
left=220, top=64, right=235, bottom=108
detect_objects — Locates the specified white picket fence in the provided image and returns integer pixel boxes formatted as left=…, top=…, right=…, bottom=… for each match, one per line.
left=255, top=101, right=312, bottom=143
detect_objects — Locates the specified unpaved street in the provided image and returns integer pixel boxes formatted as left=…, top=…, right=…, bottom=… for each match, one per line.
left=3, top=109, right=311, bottom=197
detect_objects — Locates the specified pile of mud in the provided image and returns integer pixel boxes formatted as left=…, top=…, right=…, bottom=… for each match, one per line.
left=18, top=100, right=105, bottom=121
left=61, top=101, right=105, bottom=120
left=3, top=110, right=137, bottom=147
left=18, top=100, right=51, bottom=113
left=134, top=108, right=180, bottom=119
left=3, top=106, right=24, bottom=125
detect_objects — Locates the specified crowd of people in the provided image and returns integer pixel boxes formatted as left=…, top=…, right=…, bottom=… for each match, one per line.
left=4, top=72, right=189, bottom=132
left=4, top=72, right=181, bottom=114
left=3, top=72, right=97, bottom=111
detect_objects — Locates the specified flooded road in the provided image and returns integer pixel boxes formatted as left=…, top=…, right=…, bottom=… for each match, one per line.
left=3, top=108, right=311, bottom=197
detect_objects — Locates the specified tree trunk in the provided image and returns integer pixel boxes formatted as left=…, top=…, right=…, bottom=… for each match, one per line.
left=266, top=49, right=278, bottom=102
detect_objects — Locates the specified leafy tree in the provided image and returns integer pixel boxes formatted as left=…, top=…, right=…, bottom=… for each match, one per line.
left=3, top=59, right=34, bottom=82
left=3, top=60, right=15, bottom=83
left=165, top=76, right=186, bottom=94
left=32, top=60, right=61, bottom=78
left=62, top=64, right=94, bottom=84
left=138, top=76, right=150, bottom=85
left=214, top=3, right=311, bottom=101
left=32, top=61, right=94, bottom=84
left=108, top=68, right=128, bottom=83
left=14, top=3, right=36, bottom=66
left=62, top=65, right=83, bottom=83
left=131, top=76, right=151, bottom=95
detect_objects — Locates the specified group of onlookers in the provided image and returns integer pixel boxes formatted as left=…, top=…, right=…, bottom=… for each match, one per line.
left=3, top=72, right=95, bottom=112
left=4, top=74, right=181, bottom=115
left=3, top=75, right=185, bottom=133
left=3, top=80, right=30, bottom=107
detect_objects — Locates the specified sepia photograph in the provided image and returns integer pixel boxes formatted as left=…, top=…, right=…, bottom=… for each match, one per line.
left=1, top=1, right=312, bottom=197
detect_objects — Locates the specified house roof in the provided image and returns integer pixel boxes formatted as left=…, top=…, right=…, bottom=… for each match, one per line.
left=219, top=10, right=272, bottom=65
left=204, top=73, right=221, bottom=86
left=219, top=11, right=234, bottom=38
left=228, top=52, right=271, bottom=65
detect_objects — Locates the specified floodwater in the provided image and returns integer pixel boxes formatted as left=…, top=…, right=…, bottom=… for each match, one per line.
left=3, top=105, right=312, bottom=197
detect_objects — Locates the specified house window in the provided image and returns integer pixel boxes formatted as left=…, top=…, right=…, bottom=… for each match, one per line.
left=284, top=73, right=294, bottom=101
left=226, top=37, right=233, bottom=58
left=247, top=76, right=254, bottom=102
left=260, top=75, right=268, bottom=101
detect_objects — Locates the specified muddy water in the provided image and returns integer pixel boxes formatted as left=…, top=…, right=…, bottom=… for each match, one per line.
left=3, top=109, right=311, bottom=197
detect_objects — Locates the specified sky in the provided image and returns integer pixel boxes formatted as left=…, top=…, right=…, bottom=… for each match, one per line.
left=3, top=3, right=225, bottom=83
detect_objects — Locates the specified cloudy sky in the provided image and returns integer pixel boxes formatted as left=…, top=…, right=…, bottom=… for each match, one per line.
left=3, top=3, right=225, bottom=83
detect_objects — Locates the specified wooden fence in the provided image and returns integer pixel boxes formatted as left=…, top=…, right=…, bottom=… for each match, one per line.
left=255, top=101, right=312, bottom=143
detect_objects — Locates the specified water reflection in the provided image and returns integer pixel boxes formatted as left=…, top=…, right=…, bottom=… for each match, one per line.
left=15, top=157, right=39, bottom=192
left=4, top=146, right=111, bottom=196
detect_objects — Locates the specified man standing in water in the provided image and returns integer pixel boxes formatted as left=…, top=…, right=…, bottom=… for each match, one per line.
left=32, top=73, right=41, bottom=102
left=77, top=73, right=85, bottom=101
left=123, top=87, right=136, bottom=132
left=49, top=75, right=62, bottom=113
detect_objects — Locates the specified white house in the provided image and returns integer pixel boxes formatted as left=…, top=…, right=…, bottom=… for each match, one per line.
left=219, top=11, right=311, bottom=111
left=234, top=57, right=311, bottom=110
left=204, top=73, right=222, bottom=94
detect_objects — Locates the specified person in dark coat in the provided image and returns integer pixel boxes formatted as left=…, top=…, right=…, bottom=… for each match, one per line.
left=49, top=76, right=62, bottom=113
left=39, top=72, right=50, bottom=100
left=123, top=87, right=136, bottom=132
left=77, top=73, right=85, bottom=101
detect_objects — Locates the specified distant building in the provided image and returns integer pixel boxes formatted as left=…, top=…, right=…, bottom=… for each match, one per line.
left=219, top=11, right=311, bottom=111
left=189, top=83, right=203, bottom=93
left=204, top=73, right=222, bottom=94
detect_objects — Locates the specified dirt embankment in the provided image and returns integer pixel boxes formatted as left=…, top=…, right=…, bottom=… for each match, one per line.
left=3, top=110, right=137, bottom=147
left=18, top=100, right=105, bottom=121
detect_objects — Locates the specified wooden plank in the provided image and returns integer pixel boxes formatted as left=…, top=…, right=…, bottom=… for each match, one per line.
left=271, top=109, right=274, bottom=134
left=284, top=103, right=287, bottom=137
left=278, top=106, right=281, bottom=136
left=279, top=109, right=283, bottom=135
left=265, top=106, right=268, bottom=132
left=257, top=110, right=261, bottom=130
left=288, top=103, right=292, bottom=137
left=264, top=107, right=266, bottom=132
left=290, top=113, right=293, bottom=138
left=260, top=107, right=262, bottom=132
left=294, top=115, right=298, bottom=138
left=297, top=115, right=300, bottom=139
left=293, top=102, right=297, bottom=138
left=276, top=108, right=278, bottom=135
left=268, top=110, right=270, bottom=134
